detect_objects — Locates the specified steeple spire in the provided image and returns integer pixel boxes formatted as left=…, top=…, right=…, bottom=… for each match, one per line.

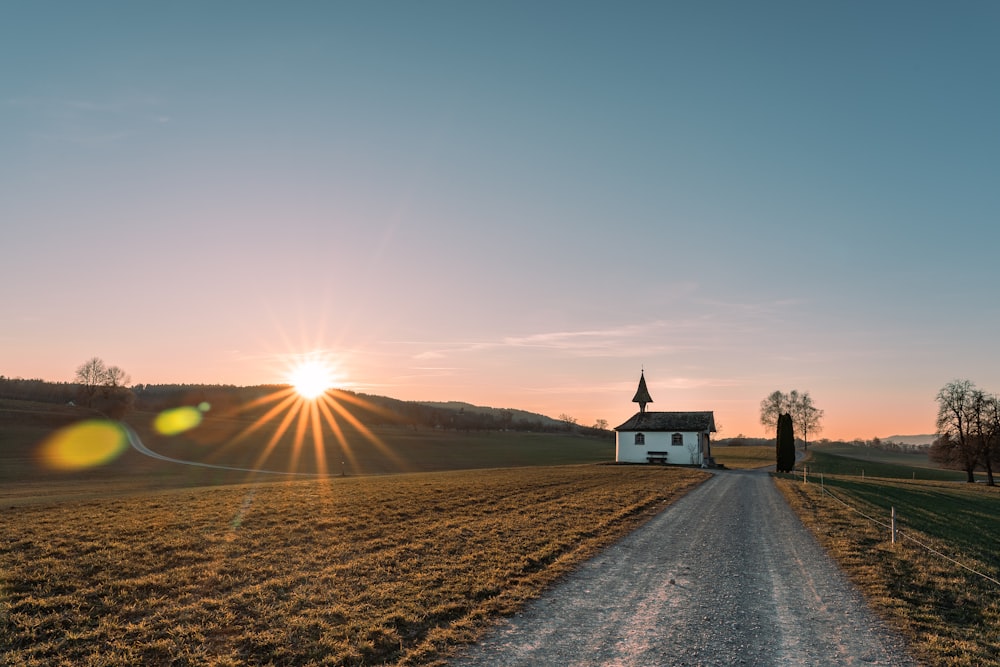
left=632, top=370, right=653, bottom=413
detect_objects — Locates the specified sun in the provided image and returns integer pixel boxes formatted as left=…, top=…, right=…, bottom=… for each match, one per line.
left=288, top=359, right=334, bottom=399
left=216, top=349, right=402, bottom=477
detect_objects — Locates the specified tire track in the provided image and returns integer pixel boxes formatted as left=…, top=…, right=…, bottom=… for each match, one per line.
left=122, top=423, right=320, bottom=476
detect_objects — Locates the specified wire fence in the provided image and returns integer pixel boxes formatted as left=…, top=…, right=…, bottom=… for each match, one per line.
left=804, top=472, right=1000, bottom=589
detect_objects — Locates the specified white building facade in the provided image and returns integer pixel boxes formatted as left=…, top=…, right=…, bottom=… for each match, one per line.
left=614, top=372, right=716, bottom=466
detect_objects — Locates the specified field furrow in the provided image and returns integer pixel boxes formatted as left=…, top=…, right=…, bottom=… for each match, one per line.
left=1, top=465, right=706, bottom=666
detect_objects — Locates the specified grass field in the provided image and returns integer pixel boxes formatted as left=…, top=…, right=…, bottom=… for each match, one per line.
left=711, top=445, right=773, bottom=469
left=1, top=465, right=706, bottom=666
left=15, top=400, right=994, bottom=664
left=815, top=442, right=939, bottom=466
left=800, top=445, right=968, bottom=482
left=0, top=400, right=614, bottom=505
left=776, top=459, right=1000, bottom=666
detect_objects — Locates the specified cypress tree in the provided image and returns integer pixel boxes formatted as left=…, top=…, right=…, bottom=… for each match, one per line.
left=776, top=412, right=796, bottom=473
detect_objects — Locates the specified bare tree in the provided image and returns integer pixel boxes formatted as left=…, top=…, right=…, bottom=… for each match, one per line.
left=969, top=390, right=998, bottom=486
left=73, top=357, right=134, bottom=417
left=592, top=418, right=609, bottom=431
left=759, top=390, right=790, bottom=432
left=789, top=391, right=824, bottom=451
left=687, top=437, right=701, bottom=465
left=75, top=357, right=107, bottom=387
left=984, top=395, right=1000, bottom=486
left=105, top=365, right=131, bottom=388
left=935, top=379, right=979, bottom=483
left=75, top=357, right=107, bottom=406
left=761, top=390, right=823, bottom=449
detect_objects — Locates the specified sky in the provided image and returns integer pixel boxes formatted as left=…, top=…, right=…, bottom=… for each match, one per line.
left=2, top=1, right=999, bottom=441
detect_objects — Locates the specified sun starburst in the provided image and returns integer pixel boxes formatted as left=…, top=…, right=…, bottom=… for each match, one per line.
left=216, top=352, right=403, bottom=476
left=288, top=358, right=335, bottom=400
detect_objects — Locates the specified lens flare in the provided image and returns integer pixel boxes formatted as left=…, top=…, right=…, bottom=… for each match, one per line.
left=154, top=405, right=208, bottom=436
left=134, top=350, right=403, bottom=478
left=39, top=419, right=128, bottom=470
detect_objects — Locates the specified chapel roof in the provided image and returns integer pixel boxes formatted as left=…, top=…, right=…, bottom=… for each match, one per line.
left=614, top=411, right=716, bottom=433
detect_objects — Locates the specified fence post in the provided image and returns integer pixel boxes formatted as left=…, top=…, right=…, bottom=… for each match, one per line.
left=891, top=506, right=896, bottom=545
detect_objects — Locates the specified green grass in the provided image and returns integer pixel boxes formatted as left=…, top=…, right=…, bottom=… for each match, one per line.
left=777, top=474, right=1000, bottom=666
left=137, top=417, right=612, bottom=476
left=0, top=400, right=615, bottom=504
left=816, top=442, right=938, bottom=466
left=799, top=448, right=968, bottom=482
left=819, top=476, right=1000, bottom=568
left=1, top=465, right=707, bottom=666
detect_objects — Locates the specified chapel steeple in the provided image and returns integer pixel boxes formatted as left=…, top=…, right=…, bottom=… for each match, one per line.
left=631, top=370, right=653, bottom=414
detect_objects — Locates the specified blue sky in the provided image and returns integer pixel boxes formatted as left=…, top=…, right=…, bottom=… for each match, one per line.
left=2, top=2, right=998, bottom=438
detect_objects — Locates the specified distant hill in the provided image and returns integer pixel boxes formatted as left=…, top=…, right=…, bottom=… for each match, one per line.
left=883, top=434, right=936, bottom=446
left=0, top=377, right=586, bottom=436
left=417, top=401, right=564, bottom=428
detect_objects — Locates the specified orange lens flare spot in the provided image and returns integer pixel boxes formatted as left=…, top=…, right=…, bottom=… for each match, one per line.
left=154, top=406, right=206, bottom=436
left=39, top=419, right=128, bottom=470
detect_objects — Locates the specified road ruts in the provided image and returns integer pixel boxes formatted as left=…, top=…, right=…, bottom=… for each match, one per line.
left=448, top=469, right=918, bottom=667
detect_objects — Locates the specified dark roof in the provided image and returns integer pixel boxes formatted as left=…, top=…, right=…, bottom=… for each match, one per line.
left=614, top=411, right=716, bottom=433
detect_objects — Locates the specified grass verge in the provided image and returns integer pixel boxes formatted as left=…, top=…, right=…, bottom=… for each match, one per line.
left=775, top=474, right=1000, bottom=666
left=1, top=465, right=706, bottom=666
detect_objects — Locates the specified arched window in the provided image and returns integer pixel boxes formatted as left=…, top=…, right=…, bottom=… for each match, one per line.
left=634, top=433, right=645, bottom=445
left=671, top=433, right=683, bottom=446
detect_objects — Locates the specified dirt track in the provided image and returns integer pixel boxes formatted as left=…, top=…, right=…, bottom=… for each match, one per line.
left=449, top=469, right=918, bottom=667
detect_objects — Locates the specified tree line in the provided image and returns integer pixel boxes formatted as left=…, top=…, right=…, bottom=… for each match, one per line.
left=2, top=358, right=611, bottom=439
left=933, top=379, right=1000, bottom=485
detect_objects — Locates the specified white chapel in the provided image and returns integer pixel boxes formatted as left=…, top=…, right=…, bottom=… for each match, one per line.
left=614, top=371, right=717, bottom=466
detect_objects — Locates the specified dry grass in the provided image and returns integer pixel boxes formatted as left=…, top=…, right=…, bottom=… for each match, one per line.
left=775, top=475, right=1000, bottom=666
left=1, top=465, right=706, bottom=666
left=712, top=445, right=774, bottom=469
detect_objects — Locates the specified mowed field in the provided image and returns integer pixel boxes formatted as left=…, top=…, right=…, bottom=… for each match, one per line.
left=777, top=446, right=1000, bottom=666
left=2, top=466, right=707, bottom=666
left=1, top=399, right=711, bottom=665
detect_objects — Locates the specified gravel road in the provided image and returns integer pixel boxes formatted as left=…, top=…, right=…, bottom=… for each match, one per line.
left=449, top=469, right=918, bottom=667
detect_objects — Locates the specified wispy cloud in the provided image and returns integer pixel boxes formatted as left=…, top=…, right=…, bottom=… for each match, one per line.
left=407, top=319, right=717, bottom=361
left=8, top=94, right=168, bottom=145
left=401, top=301, right=799, bottom=362
left=525, top=374, right=747, bottom=394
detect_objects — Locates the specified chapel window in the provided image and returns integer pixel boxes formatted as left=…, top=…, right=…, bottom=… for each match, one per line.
left=634, top=433, right=645, bottom=445
left=671, top=433, right=683, bottom=446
